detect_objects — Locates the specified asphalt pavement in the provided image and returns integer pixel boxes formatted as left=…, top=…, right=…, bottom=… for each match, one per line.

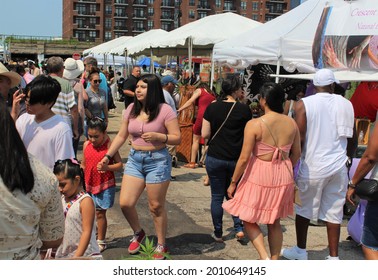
left=77, top=101, right=364, bottom=260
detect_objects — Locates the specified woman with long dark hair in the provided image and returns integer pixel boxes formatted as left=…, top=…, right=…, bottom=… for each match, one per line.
left=223, top=82, right=301, bottom=260
left=202, top=74, right=252, bottom=242
left=0, top=98, right=65, bottom=259
left=98, top=74, right=181, bottom=260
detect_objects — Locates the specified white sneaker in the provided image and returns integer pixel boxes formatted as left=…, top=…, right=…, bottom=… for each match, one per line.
left=281, top=246, right=308, bottom=260
left=211, top=233, right=224, bottom=243
left=325, top=255, right=340, bottom=260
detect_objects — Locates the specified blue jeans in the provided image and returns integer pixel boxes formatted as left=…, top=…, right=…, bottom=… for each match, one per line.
left=205, top=155, right=243, bottom=238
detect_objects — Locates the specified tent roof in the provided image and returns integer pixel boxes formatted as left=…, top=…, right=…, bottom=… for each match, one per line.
left=214, top=0, right=378, bottom=73
left=213, top=0, right=327, bottom=72
left=83, top=36, right=133, bottom=56
left=109, top=29, right=169, bottom=56
left=134, top=12, right=262, bottom=57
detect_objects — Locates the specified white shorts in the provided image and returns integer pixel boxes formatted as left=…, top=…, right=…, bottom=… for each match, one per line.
left=295, top=166, right=348, bottom=224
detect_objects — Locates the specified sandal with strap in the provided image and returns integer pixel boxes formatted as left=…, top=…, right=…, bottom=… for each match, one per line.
left=183, top=162, right=197, bottom=169
left=97, top=240, right=107, bottom=252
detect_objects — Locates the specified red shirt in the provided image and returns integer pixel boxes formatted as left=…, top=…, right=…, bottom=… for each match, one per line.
left=350, top=82, right=378, bottom=122
left=84, top=138, right=115, bottom=195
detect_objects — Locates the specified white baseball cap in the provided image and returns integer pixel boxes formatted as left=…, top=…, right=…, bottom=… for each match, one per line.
left=313, top=69, right=339, bottom=86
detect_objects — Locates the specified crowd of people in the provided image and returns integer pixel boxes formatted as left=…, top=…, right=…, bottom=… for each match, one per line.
left=0, top=56, right=377, bottom=261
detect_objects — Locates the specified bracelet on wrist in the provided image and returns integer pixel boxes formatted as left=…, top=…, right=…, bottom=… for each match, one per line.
left=230, top=180, right=237, bottom=185
left=163, top=134, right=168, bottom=144
left=104, top=154, right=112, bottom=161
left=348, top=180, right=356, bottom=189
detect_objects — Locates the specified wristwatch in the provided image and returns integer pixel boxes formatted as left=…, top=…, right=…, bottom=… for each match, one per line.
left=348, top=180, right=356, bottom=189
left=104, top=154, right=112, bottom=160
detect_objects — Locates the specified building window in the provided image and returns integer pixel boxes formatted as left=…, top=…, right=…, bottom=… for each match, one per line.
left=189, top=0, right=195, bottom=6
left=105, top=5, right=112, bottom=15
left=105, top=18, right=112, bottom=29
left=252, top=14, right=258, bottom=21
left=198, top=12, right=207, bottom=19
left=148, top=0, right=154, bottom=4
left=241, top=1, right=247, bottom=10
left=148, top=7, right=154, bottom=16
left=215, top=0, right=221, bottom=8
left=89, top=31, right=96, bottom=38
left=134, top=21, right=144, bottom=31
left=134, top=8, right=145, bottom=18
left=76, top=4, right=86, bottom=15
left=188, top=10, right=195, bottom=19
left=161, top=22, right=172, bottom=31
left=115, top=7, right=126, bottom=16
left=74, top=30, right=85, bottom=40
left=252, top=2, right=259, bottom=11
left=105, top=32, right=112, bottom=41
left=148, top=20, right=154, bottom=29
left=89, top=4, right=96, bottom=15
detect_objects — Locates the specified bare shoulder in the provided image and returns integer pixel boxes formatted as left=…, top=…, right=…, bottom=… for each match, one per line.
left=83, top=140, right=89, bottom=150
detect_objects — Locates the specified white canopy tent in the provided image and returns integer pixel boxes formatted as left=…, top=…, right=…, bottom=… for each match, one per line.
left=134, top=12, right=262, bottom=57
left=213, top=0, right=378, bottom=82
left=132, top=13, right=262, bottom=77
left=213, top=0, right=328, bottom=73
left=109, top=29, right=169, bottom=57
left=83, top=53, right=134, bottom=66
left=83, top=36, right=133, bottom=55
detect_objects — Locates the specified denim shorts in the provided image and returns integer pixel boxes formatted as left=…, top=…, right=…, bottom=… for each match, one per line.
left=361, top=201, right=378, bottom=251
left=90, top=187, right=116, bottom=210
left=124, top=148, right=171, bottom=184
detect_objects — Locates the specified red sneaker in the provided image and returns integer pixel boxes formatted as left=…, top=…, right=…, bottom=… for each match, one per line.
left=152, top=244, right=169, bottom=260
left=128, top=229, right=146, bottom=254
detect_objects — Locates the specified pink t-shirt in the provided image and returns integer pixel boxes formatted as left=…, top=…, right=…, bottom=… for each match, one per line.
left=124, top=103, right=177, bottom=146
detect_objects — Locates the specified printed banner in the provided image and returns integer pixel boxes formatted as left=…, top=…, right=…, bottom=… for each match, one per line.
left=313, top=1, right=378, bottom=70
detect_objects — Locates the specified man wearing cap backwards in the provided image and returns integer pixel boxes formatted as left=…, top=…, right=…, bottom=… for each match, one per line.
left=162, top=75, right=179, bottom=172
left=0, top=62, right=23, bottom=121
left=282, top=69, right=357, bottom=260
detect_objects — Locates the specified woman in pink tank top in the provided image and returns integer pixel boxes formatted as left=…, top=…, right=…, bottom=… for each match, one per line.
left=98, top=74, right=181, bottom=260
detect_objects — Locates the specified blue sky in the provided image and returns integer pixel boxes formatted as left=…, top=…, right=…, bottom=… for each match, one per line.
left=1, top=0, right=62, bottom=37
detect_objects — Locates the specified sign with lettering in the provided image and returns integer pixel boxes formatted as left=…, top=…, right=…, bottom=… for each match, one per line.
left=312, top=1, right=378, bottom=70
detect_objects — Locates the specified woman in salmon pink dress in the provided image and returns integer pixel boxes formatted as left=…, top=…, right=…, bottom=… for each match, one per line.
left=223, top=82, right=301, bottom=260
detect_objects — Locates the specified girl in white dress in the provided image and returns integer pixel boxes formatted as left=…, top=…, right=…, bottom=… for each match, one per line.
left=53, top=159, right=102, bottom=259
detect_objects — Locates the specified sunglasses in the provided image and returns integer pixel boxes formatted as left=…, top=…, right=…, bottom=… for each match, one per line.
left=92, top=79, right=102, bottom=84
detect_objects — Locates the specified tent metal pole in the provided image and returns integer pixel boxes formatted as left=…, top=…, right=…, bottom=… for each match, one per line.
left=210, top=50, right=215, bottom=90
left=275, top=60, right=281, bottom=84
left=150, top=49, right=155, bottom=74
left=188, top=37, right=192, bottom=79
left=112, top=54, right=116, bottom=75
left=124, top=50, right=128, bottom=78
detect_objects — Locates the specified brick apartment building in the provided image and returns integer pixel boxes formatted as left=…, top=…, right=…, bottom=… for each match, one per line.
left=63, top=0, right=294, bottom=43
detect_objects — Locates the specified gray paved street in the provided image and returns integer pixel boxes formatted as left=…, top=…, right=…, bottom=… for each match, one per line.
left=78, top=101, right=364, bottom=260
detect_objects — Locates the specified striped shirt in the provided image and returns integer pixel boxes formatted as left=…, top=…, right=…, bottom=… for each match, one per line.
left=51, top=76, right=76, bottom=126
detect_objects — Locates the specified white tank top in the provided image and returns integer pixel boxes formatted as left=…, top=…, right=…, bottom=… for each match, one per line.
left=298, top=93, right=349, bottom=179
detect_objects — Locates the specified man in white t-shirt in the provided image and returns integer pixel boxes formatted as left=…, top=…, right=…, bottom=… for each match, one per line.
left=282, top=69, right=357, bottom=260
left=16, top=75, right=75, bottom=170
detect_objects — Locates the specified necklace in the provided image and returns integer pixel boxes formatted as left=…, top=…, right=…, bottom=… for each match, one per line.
left=64, top=191, right=85, bottom=217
